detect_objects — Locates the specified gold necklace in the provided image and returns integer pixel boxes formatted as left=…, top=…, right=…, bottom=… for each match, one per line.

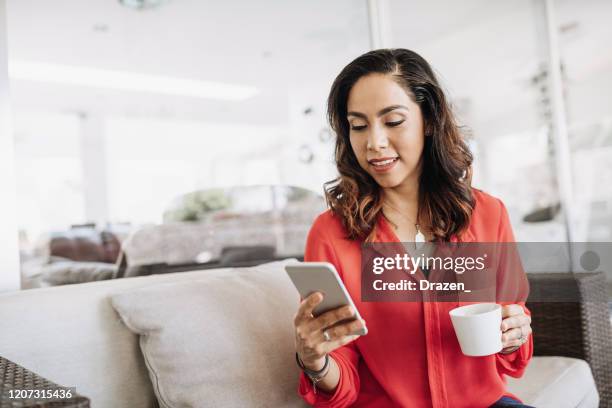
left=382, top=203, right=427, bottom=245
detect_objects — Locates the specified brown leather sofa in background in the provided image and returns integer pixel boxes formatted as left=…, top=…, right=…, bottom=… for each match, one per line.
left=20, top=227, right=122, bottom=289
left=49, top=228, right=121, bottom=264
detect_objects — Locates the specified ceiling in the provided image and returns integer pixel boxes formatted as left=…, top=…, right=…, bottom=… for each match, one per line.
left=5, top=0, right=612, bottom=133
left=6, top=0, right=370, bottom=125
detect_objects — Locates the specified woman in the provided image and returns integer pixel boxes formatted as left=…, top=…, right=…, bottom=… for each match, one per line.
left=293, top=49, right=533, bottom=408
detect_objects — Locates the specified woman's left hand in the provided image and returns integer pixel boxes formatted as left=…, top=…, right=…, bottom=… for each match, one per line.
left=500, top=304, right=532, bottom=354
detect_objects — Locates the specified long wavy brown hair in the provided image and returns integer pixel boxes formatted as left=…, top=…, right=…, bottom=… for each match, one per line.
left=324, top=48, right=475, bottom=242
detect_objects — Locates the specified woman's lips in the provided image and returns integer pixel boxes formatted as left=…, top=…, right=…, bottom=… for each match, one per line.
left=369, top=157, right=399, bottom=173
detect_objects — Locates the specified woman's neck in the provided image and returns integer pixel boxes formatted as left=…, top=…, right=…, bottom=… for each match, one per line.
left=382, top=180, right=420, bottom=224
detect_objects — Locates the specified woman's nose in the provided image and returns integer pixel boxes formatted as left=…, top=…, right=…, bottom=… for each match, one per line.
left=367, top=127, right=389, bottom=151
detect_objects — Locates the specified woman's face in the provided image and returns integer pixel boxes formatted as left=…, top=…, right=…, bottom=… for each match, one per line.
left=346, top=73, right=425, bottom=190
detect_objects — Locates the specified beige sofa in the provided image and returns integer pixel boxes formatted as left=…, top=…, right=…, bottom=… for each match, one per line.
left=0, top=260, right=603, bottom=408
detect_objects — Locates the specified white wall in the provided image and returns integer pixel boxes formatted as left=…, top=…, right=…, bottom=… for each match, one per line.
left=0, top=0, right=20, bottom=291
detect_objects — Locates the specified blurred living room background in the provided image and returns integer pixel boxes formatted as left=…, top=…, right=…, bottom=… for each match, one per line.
left=0, top=0, right=611, bottom=292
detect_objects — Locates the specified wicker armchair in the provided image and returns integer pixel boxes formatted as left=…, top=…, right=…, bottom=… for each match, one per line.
left=526, top=271, right=612, bottom=408
left=0, top=356, right=89, bottom=408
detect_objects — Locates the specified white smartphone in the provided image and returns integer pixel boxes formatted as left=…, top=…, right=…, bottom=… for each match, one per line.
left=285, top=262, right=368, bottom=336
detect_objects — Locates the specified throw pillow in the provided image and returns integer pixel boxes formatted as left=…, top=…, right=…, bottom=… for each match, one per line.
left=111, top=259, right=307, bottom=408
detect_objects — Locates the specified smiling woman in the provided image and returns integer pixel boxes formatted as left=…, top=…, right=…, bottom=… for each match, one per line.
left=292, top=49, right=534, bottom=408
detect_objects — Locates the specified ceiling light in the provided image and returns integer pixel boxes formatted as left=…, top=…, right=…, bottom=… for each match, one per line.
left=8, top=61, right=259, bottom=101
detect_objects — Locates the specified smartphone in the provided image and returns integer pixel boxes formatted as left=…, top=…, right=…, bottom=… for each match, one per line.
left=285, top=262, right=368, bottom=336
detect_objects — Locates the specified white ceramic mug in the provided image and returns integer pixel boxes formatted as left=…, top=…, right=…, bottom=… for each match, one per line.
left=449, top=303, right=502, bottom=356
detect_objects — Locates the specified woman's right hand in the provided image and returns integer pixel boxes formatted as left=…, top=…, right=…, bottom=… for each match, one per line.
left=294, top=292, right=367, bottom=371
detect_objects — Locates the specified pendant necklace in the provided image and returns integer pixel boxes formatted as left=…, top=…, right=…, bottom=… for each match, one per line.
left=415, top=225, right=426, bottom=245
left=383, top=203, right=427, bottom=248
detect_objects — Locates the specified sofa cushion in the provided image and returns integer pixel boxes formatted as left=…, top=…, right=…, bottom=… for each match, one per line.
left=506, top=356, right=599, bottom=408
left=111, top=259, right=308, bottom=408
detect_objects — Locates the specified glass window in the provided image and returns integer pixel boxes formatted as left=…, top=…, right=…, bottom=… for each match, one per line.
left=388, top=0, right=566, bottom=241
left=7, top=0, right=370, bottom=244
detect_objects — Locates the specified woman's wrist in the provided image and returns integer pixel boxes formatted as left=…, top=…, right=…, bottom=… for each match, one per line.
left=296, top=353, right=329, bottom=376
left=297, top=354, right=327, bottom=372
left=297, top=353, right=332, bottom=394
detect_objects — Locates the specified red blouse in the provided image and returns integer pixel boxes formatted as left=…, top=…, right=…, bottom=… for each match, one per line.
left=298, top=189, right=533, bottom=408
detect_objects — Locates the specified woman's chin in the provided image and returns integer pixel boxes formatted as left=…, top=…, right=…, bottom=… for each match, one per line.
left=370, top=170, right=417, bottom=190
left=372, top=175, right=404, bottom=189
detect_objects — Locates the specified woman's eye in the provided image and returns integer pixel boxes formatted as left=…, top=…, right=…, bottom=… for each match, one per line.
left=386, top=120, right=405, bottom=127
left=351, top=125, right=367, bottom=131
